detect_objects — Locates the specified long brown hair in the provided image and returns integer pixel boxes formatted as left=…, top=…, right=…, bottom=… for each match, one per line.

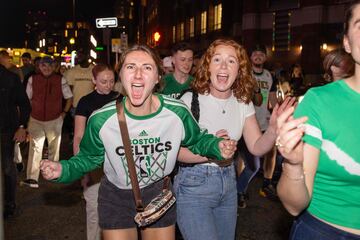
left=191, top=39, right=256, bottom=103
left=323, top=48, right=354, bottom=81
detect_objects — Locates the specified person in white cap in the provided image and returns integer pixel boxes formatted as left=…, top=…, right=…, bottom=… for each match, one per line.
left=162, top=56, right=174, bottom=75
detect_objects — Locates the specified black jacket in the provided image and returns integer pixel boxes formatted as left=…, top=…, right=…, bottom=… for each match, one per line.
left=0, top=65, right=31, bottom=134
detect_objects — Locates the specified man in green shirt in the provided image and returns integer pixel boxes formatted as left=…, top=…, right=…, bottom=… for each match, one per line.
left=161, top=42, right=194, bottom=98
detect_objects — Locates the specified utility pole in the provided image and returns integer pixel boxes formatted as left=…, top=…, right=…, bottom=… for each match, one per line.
left=139, top=0, right=146, bottom=44
left=0, top=134, right=3, bottom=240
left=103, top=28, right=111, bottom=65
left=72, top=0, right=76, bottom=28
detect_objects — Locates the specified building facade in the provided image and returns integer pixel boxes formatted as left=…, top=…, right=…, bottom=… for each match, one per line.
left=23, top=0, right=138, bottom=65
left=144, top=0, right=351, bottom=77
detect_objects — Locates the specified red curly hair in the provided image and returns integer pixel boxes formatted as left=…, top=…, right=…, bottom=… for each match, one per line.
left=191, top=39, right=256, bottom=103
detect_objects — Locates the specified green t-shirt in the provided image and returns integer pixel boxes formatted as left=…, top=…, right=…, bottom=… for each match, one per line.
left=294, top=80, right=360, bottom=229
left=161, top=73, right=194, bottom=99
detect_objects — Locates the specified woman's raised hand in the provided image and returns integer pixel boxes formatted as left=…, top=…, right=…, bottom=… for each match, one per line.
left=276, top=106, right=307, bottom=165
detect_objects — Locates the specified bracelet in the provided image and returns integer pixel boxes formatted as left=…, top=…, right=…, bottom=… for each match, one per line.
left=282, top=163, right=305, bottom=181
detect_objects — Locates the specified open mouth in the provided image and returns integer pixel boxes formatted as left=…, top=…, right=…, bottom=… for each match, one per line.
left=131, top=83, right=144, bottom=98
left=217, top=73, right=229, bottom=82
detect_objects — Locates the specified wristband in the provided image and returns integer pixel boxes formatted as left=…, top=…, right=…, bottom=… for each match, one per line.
left=282, top=163, right=305, bottom=181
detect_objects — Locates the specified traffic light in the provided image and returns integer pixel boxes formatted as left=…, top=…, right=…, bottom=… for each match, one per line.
left=153, top=32, right=161, bottom=45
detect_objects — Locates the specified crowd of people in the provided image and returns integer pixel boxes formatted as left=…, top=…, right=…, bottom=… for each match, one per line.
left=1, top=1, right=359, bottom=239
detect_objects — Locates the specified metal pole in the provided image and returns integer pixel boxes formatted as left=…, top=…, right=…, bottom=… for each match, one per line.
left=72, top=0, right=76, bottom=27
left=0, top=133, right=4, bottom=240
left=106, top=28, right=111, bottom=65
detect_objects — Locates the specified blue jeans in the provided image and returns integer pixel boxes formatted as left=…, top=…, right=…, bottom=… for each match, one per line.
left=174, top=164, right=237, bottom=240
left=290, top=211, right=360, bottom=240
left=236, top=138, right=260, bottom=193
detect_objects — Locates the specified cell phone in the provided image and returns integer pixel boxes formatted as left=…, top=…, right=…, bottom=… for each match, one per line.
left=276, top=86, right=285, bottom=104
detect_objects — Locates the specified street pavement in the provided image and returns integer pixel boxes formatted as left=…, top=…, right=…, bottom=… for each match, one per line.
left=4, top=133, right=294, bottom=240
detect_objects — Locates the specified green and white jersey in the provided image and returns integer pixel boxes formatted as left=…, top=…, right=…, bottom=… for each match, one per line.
left=295, top=80, right=360, bottom=229
left=161, top=73, right=194, bottom=99
left=57, top=94, right=222, bottom=189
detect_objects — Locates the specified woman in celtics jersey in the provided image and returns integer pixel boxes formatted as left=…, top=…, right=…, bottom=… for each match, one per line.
left=40, top=44, right=237, bottom=240
left=276, top=1, right=360, bottom=239
left=173, top=39, right=295, bottom=240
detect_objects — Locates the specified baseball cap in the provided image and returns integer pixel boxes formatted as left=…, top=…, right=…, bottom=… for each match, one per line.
left=21, top=52, right=31, bottom=59
left=251, top=44, right=267, bottom=55
left=163, top=56, right=173, bottom=68
left=39, top=56, right=54, bottom=65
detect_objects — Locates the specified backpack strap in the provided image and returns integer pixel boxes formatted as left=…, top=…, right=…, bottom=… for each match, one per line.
left=177, top=89, right=200, bottom=122
left=177, top=90, right=232, bottom=168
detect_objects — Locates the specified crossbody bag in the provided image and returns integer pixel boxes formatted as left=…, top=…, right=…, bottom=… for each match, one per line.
left=115, top=99, right=176, bottom=227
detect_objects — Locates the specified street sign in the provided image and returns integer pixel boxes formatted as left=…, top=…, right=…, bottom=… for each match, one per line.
left=96, top=17, right=118, bottom=28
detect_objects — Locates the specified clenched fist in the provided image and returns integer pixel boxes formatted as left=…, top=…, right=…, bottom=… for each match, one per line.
left=40, top=160, right=62, bottom=180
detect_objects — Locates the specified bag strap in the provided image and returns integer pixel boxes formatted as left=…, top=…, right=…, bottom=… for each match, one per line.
left=180, top=91, right=233, bottom=166
left=178, top=89, right=200, bottom=122
left=116, top=99, right=144, bottom=212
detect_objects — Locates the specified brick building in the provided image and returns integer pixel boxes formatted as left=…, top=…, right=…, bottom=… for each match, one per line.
left=143, top=0, right=351, bottom=78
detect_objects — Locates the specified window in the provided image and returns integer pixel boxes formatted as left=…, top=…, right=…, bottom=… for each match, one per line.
left=201, top=11, right=207, bottom=34
left=272, top=11, right=291, bottom=51
left=214, top=4, right=222, bottom=30
left=189, top=17, right=195, bottom=37
left=129, top=7, right=134, bottom=19
left=119, top=6, right=125, bottom=19
left=177, top=23, right=181, bottom=41
left=180, top=22, right=184, bottom=40
left=66, top=22, right=73, bottom=29
left=268, top=0, right=299, bottom=10
left=172, top=25, right=176, bottom=43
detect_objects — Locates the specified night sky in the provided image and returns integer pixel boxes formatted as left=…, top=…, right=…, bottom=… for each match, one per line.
left=0, top=0, right=116, bottom=47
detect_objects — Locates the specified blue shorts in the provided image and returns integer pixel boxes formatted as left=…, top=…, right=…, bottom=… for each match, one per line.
left=290, top=211, right=360, bottom=240
left=98, top=176, right=176, bottom=229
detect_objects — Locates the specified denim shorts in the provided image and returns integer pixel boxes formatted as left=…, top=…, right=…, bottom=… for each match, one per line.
left=98, top=176, right=176, bottom=229
left=290, top=211, right=360, bottom=240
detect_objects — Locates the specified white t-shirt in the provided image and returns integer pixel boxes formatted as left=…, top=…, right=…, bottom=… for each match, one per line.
left=181, top=91, right=255, bottom=148
left=253, top=69, right=273, bottom=131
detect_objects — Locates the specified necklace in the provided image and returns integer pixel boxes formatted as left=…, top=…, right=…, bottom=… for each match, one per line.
left=216, top=98, right=231, bottom=114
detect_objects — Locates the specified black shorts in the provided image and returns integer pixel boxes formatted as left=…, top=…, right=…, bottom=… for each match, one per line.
left=98, top=176, right=176, bottom=229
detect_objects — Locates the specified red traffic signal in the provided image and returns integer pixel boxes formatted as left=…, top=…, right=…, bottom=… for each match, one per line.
left=153, top=32, right=161, bottom=43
